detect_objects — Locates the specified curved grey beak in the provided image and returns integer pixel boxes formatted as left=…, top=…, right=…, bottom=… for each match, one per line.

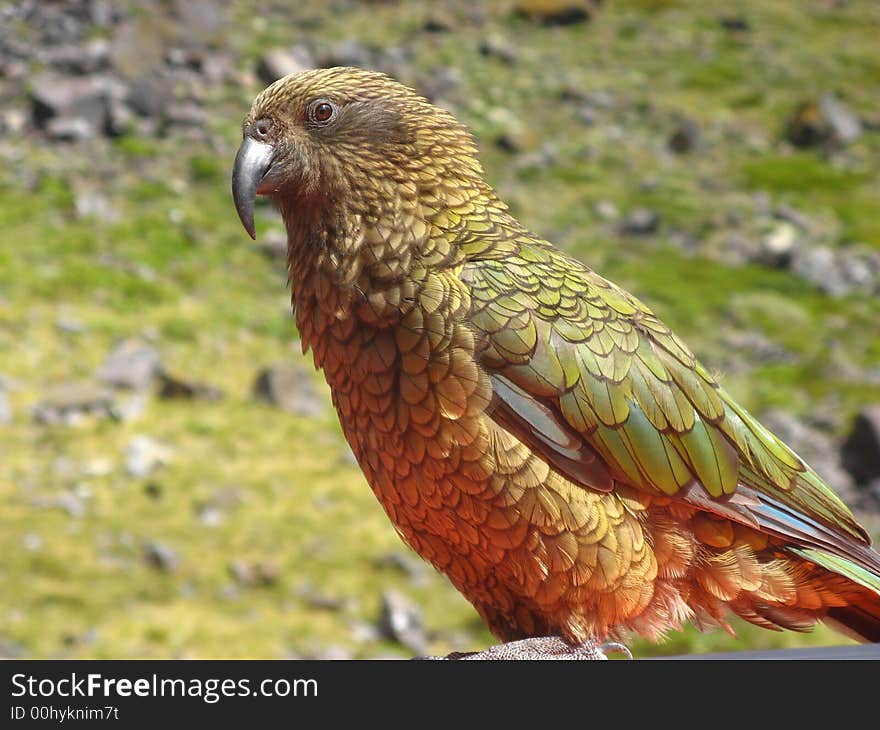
left=232, top=137, right=275, bottom=240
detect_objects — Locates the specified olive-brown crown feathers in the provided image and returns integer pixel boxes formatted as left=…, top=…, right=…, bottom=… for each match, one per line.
left=235, top=67, right=487, bottom=218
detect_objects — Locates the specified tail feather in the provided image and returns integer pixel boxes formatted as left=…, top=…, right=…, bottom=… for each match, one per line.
left=826, top=604, right=880, bottom=643
left=790, top=546, right=880, bottom=643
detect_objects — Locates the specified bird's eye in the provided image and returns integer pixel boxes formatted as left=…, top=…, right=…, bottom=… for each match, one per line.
left=309, top=99, right=337, bottom=125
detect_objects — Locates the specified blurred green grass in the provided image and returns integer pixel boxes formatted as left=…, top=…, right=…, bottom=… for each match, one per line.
left=1, top=0, right=879, bottom=658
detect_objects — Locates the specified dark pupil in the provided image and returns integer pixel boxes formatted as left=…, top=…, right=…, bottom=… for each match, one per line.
left=315, top=103, right=333, bottom=122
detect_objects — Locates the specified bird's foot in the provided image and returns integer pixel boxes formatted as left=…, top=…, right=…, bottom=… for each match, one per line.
left=420, top=636, right=632, bottom=660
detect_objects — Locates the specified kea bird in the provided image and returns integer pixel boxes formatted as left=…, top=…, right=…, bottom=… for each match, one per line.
left=232, top=67, right=880, bottom=659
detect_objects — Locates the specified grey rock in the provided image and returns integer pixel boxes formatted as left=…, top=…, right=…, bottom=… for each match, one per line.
left=157, top=371, right=223, bottom=401
left=790, top=246, right=848, bottom=296
left=772, top=205, right=811, bottom=232
left=757, top=236, right=879, bottom=297
left=42, top=491, right=87, bottom=518
left=820, top=92, right=862, bottom=146
left=0, top=56, right=28, bottom=81
left=719, top=15, right=751, bottom=33
left=717, top=231, right=760, bottom=266
left=515, top=1, right=596, bottom=26
left=126, top=77, right=169, bottom=118
left=494, top=121, right=538, bottom=153
left=321, top=40, right=373, bottom=69
left=841, top=405, right=880, bottom=485
left=0, top=389, right=10, bottom=425
left=229, top=560, right=280, bottom=588
left=723, top=330, right=792, bottom=369
left=161, top=101, right=206, bottom=134
left=217, top=584, right=241, bottom=602
left=94, top=254, right=159, bottom=282
left=375, top=45, right=416, bottom=80
left=110, top=392, right=148, bottom=422
left=31, top=74, right=110, bottom=135
left=668, top=117, right=701, bottom=154
left=417, top=66, right=463, bottom=103
left=296, top=583, right=348, bottom=611
left=0, top=637, right=25, bottom=658
left=33, top=382, right=116, bottom=425
left=758, top=223, right=798, bottom=268
left=97, top=339, right=162, bottom=390
left=514, top=141, right=559, bottom=171
left=259, top=229, right=288, bottom=259
left=195, top=504, right=224, bottom=527
left=1, top=107, right=28, bottom=136
left=171, top=0, right=227, bottom=39
left=31, top=0, right=96, bottom=43
left=619, top=208, right=660, bottom=235
left=22, top=533, right=43, bottom=551
left=581, top=90, right=616, bottom=110
left=668, top=231, right=701, bottom=253
left=200, top=52, right=235, bottom=84
left=81, top=458, right=114, bottom=477
left=752, top=191, right=774, bottom=216
left=106, top=97, right=135, bottom=136
left=308, top=645, right=353, bottom=660
left=575, top=105, right=597, bottom=126
left=0, top=374, right=18, bottom=391
left=837, top=250, right=879, bottom=293
left=144, top=482, right=162, bottom=500
left=440, top=637, right=616, bottom=660
left=89, top=0, right=120, bottom=28
left=55, top=315, right=85, bottom=335
left=786, top=93, right=862, bottom=148
left=374, top=552, right=430, bottom=585
left=45, top=116, right=98, bottom=142
left=866, top=478, right=880, bottom=505
left=164, top=47, right=195, bottom=69
left=423, top=11, right=454, bottom=33
left=193, top=487, right=240, bottom=525
left=350, top=620, right=381, bottom=644
left=253, top=363, right=324, bottom=417
left=378, top=590, right=428, bottom=654
left=257, top=45, right=315, bottom=83
left=144, top=541, right=179, bottom=572
left=478, top=35, right=517, bottom=64
left=44, top=39, right=111, bottom=74
left=593, top=200, right=619, bottom=221
left=205, top=486, right=243, bottom=510
left=74, top=190, right=119, bottom=222
left=52, top=457, right=80, bottom=480
left=785, top=101, right=828, bottom=148
left=125, top=435, right=172, bottom=477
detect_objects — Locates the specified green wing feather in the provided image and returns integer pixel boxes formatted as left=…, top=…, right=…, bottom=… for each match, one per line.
left=791, top=548, right=880, bottom=595
left=463, top=238, right=871, bottom=554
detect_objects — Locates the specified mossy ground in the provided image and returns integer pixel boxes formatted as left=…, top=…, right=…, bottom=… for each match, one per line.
left=1, top=0, right=878, bottom=658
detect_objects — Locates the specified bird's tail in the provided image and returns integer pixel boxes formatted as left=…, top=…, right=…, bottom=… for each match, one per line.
left=790, top=546, right=880, bottom=643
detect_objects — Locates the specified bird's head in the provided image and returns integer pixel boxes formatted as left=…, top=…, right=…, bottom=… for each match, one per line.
left=232, top=66, right=484, bottom=240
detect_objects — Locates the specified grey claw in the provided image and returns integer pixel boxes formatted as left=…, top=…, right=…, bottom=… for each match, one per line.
left=598, top=642, right=633, bottom=659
